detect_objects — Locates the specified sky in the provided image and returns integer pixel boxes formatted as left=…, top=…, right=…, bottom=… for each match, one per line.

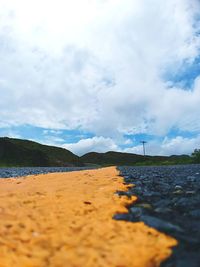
left=0, top=0, right=200, bottom=156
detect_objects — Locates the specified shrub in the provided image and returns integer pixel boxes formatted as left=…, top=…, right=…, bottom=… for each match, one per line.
left=191, top=149, right=200, bottom=163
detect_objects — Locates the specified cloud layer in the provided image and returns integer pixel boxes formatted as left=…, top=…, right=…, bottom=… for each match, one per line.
left=63, top=136, right=118, bottom=156
left=0, top=0, right=200, bottom=155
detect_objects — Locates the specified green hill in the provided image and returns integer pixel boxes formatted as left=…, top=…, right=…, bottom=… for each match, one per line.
left=0, top=137, right=82, bottom=167
left=0, top=137, right=194, bottom=167
left=81, top=151, right=192, bottom=166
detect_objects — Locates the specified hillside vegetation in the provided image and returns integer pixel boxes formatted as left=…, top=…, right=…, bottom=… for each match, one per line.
left=80, top=151, right=192, bottom=166
left=0, top=137, right=81, bottom=167
left=0, top=137, right=196, bottom=167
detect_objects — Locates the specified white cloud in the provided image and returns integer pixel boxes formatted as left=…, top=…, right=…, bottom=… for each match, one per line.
left=43, top=129, right=63, bottom=135
left=124, top=135, right=200, bottom=156
left=0, top=0, right=200, bottom=154
left=63, top=136, right=118, bottom=156
left=160, top=135, right=200, bottom=155
left=61, top=134, right=200, bottom=156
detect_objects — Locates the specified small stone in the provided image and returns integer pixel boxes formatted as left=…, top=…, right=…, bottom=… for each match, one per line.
left=187, top=176, right=196, bottom=182
left=173, top=189, right=184, bottom=195
left=115, top=191, right=132, bottom=198
left=189, top=209, right=200, bottom=218
left=154, top=199, right=171, bottom=208
left=129, top=207, right=143, bottom=217
left=186, top=191, right=195, bottom=195
left=134, top=203, right=152, bottom=209
left=154, top=207, right=172, bottom=213
left=174, top=197, right=188, bottom=207
left=142, top=192, right=154, bottom=197
left=140, top=215, right=184, bottom=233
left=175, top=185, right=183, bottom=190
left=133, top=186, right=142, bottom=192
left=113, top=213, right=132, bottom=221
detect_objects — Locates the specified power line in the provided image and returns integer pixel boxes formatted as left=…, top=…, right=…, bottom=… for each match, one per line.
left=140, top=141, right=147, bottom=156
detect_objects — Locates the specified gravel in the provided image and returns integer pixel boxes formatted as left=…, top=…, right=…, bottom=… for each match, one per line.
left=0, top=167, right=93, bottom=178
left=118, top=164, right=200, bottom=267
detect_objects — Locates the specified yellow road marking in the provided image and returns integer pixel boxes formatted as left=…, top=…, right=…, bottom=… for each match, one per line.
left=0, top=167, right=177, bottom=267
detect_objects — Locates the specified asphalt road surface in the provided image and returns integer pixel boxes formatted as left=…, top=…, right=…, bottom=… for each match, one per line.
left=118, top=165, right=200, bottom=267
left=0, top=167, right=92, bottom=178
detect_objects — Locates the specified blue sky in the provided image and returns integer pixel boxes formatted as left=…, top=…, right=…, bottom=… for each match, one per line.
left=0, top=0, right=200, bottom=156
left=165, top=56, right=200, bottom=89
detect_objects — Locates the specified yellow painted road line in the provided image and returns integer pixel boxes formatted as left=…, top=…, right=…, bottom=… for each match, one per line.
left=0, top=167, right=177, bottom=267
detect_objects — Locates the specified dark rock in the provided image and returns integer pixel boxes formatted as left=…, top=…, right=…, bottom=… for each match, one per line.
left=174, top=197, right=190, bottom=208
left=140, top=215, right=184, bottom=233
left=134, top=203, right=152, bottom=209
left=189, top=209, right=200, bottom=219
left=115, top=191, right=132, bottom=198
left=129, top=207, right=143, bottom=217
left=154, top=199, right=172, bottom=208
left=0, top=167, right=94, bottom=178
left=113, top=213, right=132, bottom=221
left=187, top=176, right=196, bottom=182
left=186, top=190, right=196, bottom=195
left=118, top=164, right=200, bottom=267
left=173, top=189, right=184, bottom=195
left=154, top=207, right=172, bottom=213
left=175, top=185, right=183, bottom=190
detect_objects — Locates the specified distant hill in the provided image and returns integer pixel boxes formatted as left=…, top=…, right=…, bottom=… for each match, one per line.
left=0, top=137, right=82, bottom=167
left=81, top=151, right=192, bottom=166
left=0, top=137, right=194, bottom=167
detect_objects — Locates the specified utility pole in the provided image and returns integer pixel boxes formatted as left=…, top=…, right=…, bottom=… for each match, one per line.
left=140, top=141, right=147, bottom=156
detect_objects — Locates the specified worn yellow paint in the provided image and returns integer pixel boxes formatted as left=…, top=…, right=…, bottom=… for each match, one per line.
left=0, top=167, right=177, bottom=267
